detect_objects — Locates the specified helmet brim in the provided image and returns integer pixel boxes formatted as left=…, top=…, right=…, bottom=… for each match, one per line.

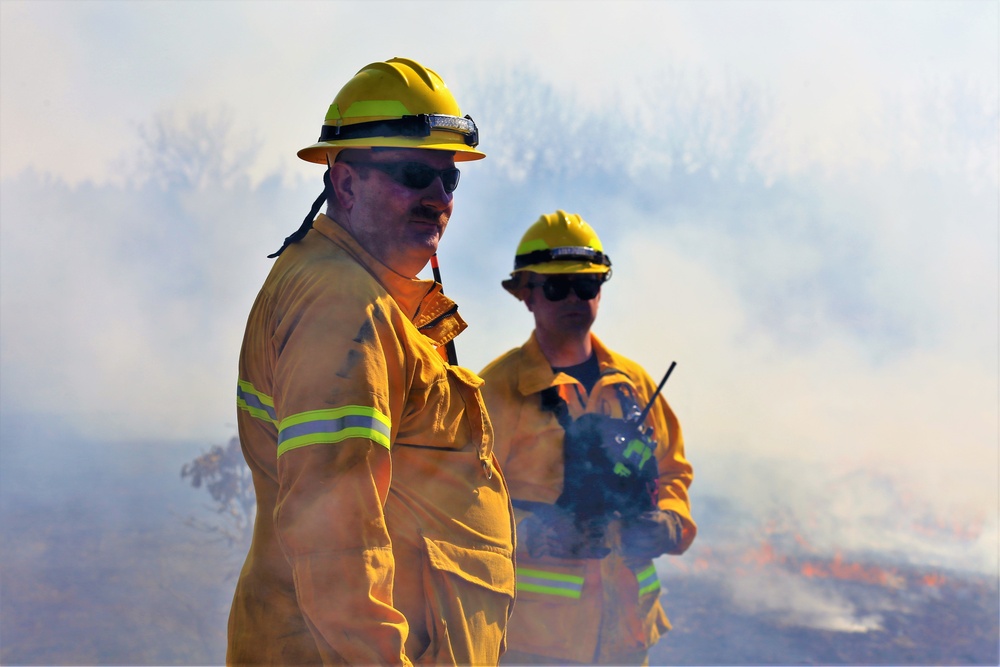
left=512, top=261, right=611, bottom=276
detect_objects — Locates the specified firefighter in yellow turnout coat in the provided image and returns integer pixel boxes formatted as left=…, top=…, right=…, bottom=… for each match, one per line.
left=228, top=58, right=514, bottom=666
left=480, top=211, right=696, bottom=665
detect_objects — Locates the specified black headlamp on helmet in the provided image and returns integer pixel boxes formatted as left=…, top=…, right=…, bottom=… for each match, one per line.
left=514, top=246, right=612, bottom=271
left=318, top=114, right=479, bottom=148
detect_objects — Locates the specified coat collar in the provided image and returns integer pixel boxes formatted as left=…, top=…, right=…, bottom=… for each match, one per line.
left=312, top=214, right=467, bottom=346
left=516, top=331, right=630, bottom=396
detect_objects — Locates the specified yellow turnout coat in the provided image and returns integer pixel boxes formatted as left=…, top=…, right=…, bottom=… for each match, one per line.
left=228, top=214, right=515, bottom=666
left=480, top=334, right=695, bottom=664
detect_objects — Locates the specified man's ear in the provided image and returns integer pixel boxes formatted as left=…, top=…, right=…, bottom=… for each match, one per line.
left=521, top=287, right=537, bottom=312
left=328, top=162, right=356, bottom=211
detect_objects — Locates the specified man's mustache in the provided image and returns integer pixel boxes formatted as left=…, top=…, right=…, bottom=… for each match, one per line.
left=409, top=205, right=449, bottom=225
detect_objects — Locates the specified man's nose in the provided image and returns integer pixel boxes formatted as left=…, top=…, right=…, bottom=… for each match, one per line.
left=420, top=176, right=454, bottom=210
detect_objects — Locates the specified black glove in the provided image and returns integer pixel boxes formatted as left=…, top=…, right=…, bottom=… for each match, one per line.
left=620, top=510, right=683, bottom=560
left=519, top=503, right=611, bottom=560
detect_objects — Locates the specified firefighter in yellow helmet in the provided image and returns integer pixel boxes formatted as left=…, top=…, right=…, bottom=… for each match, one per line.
left=480, top=210, right=697, bottom=665
left=228, top=58, right=514, bottom=666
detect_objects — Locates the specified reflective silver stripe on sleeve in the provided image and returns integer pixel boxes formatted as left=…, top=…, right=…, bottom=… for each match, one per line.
left=636, top=563, right=661, bottom=596
left=237, top=380, right=277, bottom=426
left=277, top=406, right=391, bottom=457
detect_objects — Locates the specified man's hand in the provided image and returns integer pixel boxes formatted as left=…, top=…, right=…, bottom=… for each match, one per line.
left=620, top=510, right=683, bottom=560
left=519, top=504, right=611, bottom=560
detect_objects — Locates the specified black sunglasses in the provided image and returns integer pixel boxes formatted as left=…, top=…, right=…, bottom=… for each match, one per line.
left=528, top=274, right=605, bottom=301
left=344, top=160, right=461, bottom=193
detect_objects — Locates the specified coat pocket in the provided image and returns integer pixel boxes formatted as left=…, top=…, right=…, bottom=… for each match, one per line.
left=423, top=536, right=515, bottom=597
left=505, top=560, right=600, bottom=663
left=416, top=537, right=515, bottom=665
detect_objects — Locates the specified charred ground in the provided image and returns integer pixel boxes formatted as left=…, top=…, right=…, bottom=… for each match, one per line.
left=654, top=558, right=998, bottom=666
left=1, top=432, right=996, bottom=666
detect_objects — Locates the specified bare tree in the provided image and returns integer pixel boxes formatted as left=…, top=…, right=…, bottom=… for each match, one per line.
left=134, top=108, right=257, bottom=191
left=181, top=436, right=256, bottom=548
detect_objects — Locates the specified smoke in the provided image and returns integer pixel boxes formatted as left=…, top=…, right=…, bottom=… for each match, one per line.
left=450, top=65, right=998, bottom=579
left=726, top=569, right=886, bottom=633
left=0, top=56, right=995, bottom=666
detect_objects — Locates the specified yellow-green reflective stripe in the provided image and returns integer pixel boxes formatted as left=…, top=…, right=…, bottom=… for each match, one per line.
left=518, top=582, right=582, bottom=599
left=335, top=100, right=411, bottom=120
left=636, top=563, right=661, bottom=596
left=516, top=567, right=584, bottom=599
left=237, top=380, right=277, bottom=426
left=517, top=567, right=585, bottom=584
left=516, top=238, right=551, bottom=255
left=277, top=406, right=391, bottom=457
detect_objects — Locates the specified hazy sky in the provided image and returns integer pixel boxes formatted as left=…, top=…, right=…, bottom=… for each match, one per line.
left=1, top=0, right=997, bottom=576
left=3, top=1, right=995, bottom=185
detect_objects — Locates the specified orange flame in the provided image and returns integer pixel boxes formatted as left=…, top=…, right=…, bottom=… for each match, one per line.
left=662, top=530, right=951, bottom=592
left=796, top=552, right=905, bottom=588
left=921, top=573, right=946, bottom=587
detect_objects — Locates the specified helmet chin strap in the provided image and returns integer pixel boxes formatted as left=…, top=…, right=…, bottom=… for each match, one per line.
left=267, top=166, right=330, bottom=258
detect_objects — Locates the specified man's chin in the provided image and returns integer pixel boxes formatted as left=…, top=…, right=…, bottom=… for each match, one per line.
left=404, top=238, right=440, bottom=270
left=408, top=227, right=442, bottom=251
left=559, top=313, right=595, bottom=331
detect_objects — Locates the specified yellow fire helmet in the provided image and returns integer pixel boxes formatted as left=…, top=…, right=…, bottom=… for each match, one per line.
left=297, top=57, right=484, bottom=164
left=502, top=210, right=613, bottom=297
left=269, top=57, right=483, bottom=258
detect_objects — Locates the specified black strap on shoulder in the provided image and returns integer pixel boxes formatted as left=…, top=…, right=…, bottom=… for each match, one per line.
left=539, top=386, right=573, bottom=430
left=612, top=384, right=642, bottom=421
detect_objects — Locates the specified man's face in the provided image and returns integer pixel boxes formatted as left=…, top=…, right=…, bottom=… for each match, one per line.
left=522, top=272, right=602, bottom=338
left=339, top=148, right=457, bottom=277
